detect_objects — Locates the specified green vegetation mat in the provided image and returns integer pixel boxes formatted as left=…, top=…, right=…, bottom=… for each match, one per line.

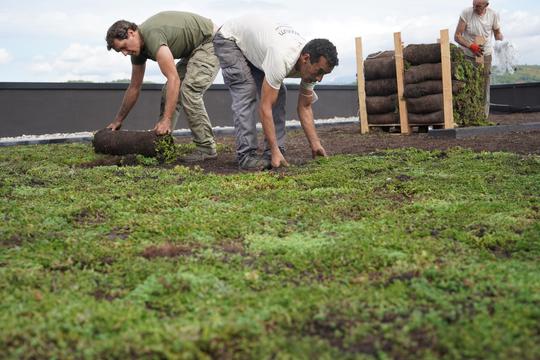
left=1, top=143, right=539, bottom=359
left=451, top=46, right=491, bottom=127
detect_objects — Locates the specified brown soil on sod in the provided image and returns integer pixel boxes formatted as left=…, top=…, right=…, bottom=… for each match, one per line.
left=141, top=243, right=200, bottom=259
left=178, top=113, right=539, bottom=174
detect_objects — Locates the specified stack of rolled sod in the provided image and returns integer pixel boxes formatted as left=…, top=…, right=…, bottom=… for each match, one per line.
left=403, top=43, right=487, bottom=126
left=364, top=51, right=400, bottom=125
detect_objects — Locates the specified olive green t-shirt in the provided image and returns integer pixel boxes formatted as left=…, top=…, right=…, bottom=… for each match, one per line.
left=131, top=11, right=213, bottom=65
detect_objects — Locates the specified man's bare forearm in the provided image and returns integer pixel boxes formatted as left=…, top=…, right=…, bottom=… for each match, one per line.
left=298, top=104, right=321, bottom=148
left=161, top=78, right=180, bottom=122
left=259, top=105, right=279, bottom=151
left=454, top=33, right=471, bottom=48
left=494, top=29, right=504, bottom=41
left=454, top=19, right=472, bottom=49
left=114, top=85, right=140, bottom=122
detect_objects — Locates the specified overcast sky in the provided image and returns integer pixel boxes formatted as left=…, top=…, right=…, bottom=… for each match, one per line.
left=1, top=0, right=539, bottom=83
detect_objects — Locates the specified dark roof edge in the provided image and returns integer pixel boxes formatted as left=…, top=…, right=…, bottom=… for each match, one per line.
left=0, top=82, right=358, bottom=91
left=2, top=81, right=539, bottom=90
left=491, top=82, right=540, bottom=89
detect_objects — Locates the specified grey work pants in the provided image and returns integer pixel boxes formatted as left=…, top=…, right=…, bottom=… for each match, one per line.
left=160, top=40, right=219, bottom=152
left=213, top=32, right=287, bottom=163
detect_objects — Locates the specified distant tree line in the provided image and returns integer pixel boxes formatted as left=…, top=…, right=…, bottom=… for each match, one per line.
left=491, top=65, right=540, bottom=85
left=67, top=66, right=540, bottom=86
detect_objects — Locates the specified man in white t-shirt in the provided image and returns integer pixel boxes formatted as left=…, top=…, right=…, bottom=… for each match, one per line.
left=455, top=0, right=504, bottom=116
left=213, top=15, right=339, bottom=170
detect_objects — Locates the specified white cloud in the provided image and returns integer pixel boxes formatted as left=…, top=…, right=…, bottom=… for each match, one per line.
left=3, top=1, right=540, bottom=82
left=30, top=43, right=138, bottom=82
left=501, top=10, right=540, bottom=37
left=0, top=48, right=12, bottom=64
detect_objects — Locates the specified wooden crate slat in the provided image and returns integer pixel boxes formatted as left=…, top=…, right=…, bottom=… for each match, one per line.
left=355, top=37, right=370, bottom=134
left=393, top=32, right=411, bottom=134
left=440, top=29, right=455, bottom=129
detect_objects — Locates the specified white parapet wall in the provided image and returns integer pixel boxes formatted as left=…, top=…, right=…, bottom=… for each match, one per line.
left=0, top=117, right=360, bottom=147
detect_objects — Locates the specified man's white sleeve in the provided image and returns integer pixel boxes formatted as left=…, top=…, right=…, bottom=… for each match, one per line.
left=262, top=47, right=287, bottom=90
left=460, top=8, right=470, bottom=24
left=493, top=11, right=501, bottom=31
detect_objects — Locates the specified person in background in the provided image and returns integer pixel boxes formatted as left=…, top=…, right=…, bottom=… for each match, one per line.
left=105, top=11, right=220, bottom=162
left=213, top=15, right=339, bottom=170
left=455, top=0, right=503, bottom=117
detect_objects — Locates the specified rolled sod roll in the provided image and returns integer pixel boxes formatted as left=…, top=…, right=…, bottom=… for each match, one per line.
left=405, top=63, right=443, bottom=84
left=365, top=78, right=398, bottom=97
left=367, top=113, right=401, bottom=125
left=366, top=95, right=398, bottom=114
left=93, top=128, right=160, bottom=157
left=403, top=80, right=465, bottom=98
left=403, top=44, right=442, bottom=65
left=406, top=94, right=444, bottom=114
left=408, top=111, right=444, bottom=125
left=364, top=57, right=396, bottom=80
left=366, top=50, right=395, bottom=59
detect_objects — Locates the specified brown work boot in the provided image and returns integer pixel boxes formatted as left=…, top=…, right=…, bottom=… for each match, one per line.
left=184, top=149, right=217, bottom=163
left=239, top=153, right=271, bottom=171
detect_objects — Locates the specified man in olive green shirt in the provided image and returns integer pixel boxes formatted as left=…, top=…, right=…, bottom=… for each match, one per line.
left=105, top=11, right=220, bottom=161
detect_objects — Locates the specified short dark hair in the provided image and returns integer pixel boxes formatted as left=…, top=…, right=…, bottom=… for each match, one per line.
left=106, top=20, right=138, bottom=50
left=302, top=39, right=339, bottom=68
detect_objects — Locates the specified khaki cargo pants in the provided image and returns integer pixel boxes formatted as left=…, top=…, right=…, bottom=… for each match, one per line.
left=160, top=40, right=219, bottom=153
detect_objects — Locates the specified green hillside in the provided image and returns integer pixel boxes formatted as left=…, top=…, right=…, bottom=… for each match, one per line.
left=492, top=65, right=540, bottom=85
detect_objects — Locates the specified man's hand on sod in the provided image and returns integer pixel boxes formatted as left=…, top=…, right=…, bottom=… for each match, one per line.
left=154, top=119, right=172, bottom=135
left=311, top=143, right=328, bottom=159
left=106, top=120, right=123, bottom=131
left=271, top=149, right=289, bottom=169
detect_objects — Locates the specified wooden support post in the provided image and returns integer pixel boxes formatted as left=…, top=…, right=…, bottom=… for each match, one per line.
left=393, top=32, right=410, bottom=134
left=355, top=37, right=369, bottom=134
left=440, top=29, right=455, bottom=129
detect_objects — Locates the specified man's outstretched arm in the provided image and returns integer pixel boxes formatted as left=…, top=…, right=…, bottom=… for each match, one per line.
left=154, top=45, right=181, bottom=135
left=260, top=79, right=288, bottom=168
left=297, top=88, right=327, bottom=159
left=107, top=63, right=145, bottom=130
